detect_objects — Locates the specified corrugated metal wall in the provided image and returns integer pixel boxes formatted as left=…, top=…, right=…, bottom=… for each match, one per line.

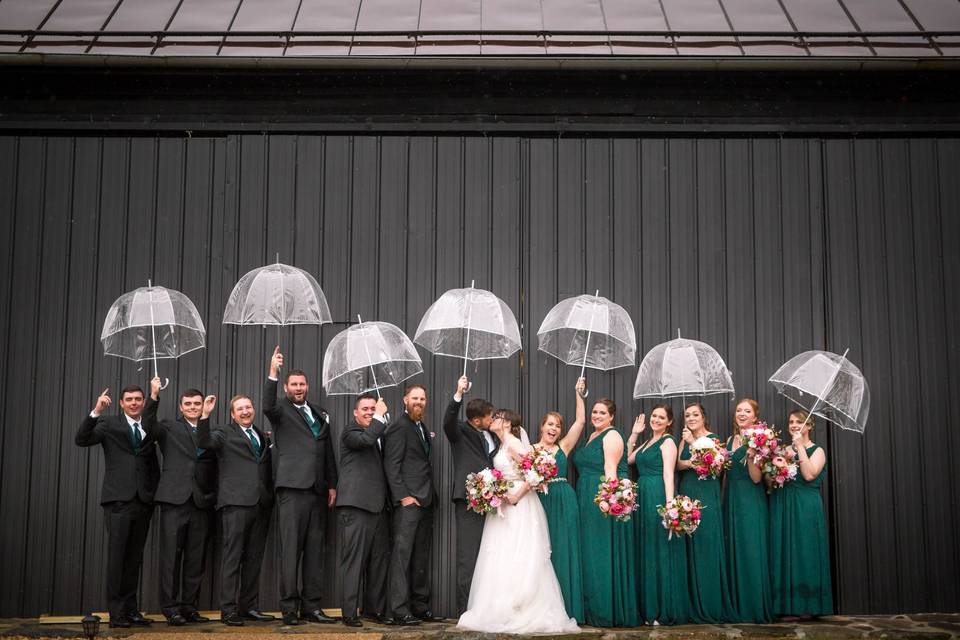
left=0, top=134, right=957, bottom=617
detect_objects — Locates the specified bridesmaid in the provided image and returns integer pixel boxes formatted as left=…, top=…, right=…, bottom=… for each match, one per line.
left=572, top=395, right=638, bottom=627
left=626, top=404, right=690, bottom=625
left=723, top=399, right=773, bottom=623
left=677, top=402, right=732, bottom=623
left=769, top=410, right=833, bottom=619
left=535, top=378, right=587, bottom=623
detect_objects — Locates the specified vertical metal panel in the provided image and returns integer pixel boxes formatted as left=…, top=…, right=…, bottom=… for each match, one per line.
left=0, top=132, right=958, bottom=618
left=935, top=138, right=960, bottom=613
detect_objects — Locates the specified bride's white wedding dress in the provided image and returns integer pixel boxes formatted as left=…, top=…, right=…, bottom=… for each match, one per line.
left=456, top=434, right=580, bottom=634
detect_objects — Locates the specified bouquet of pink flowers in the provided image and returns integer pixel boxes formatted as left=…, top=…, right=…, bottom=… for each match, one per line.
left=739, top=422, right=780, bottom=466
left=516, top=445, right=559, bottom=493
left=689, top=436, right=732, bottom=480
left=656, top=495, right=704, bottom=539
left=762, top=445, right=798, bottom=490
left=465, top=467, right=512, bottom=515
left=594, top=477, right=638, bottom=522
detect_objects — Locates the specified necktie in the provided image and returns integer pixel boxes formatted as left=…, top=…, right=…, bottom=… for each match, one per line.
left=417, top=421, right=430, bottom=456
left=131, top=422, right=142, bottom=453
left=245, top=427, right=262, bottom=457
left=298, top=406, right=320, bottom=438
left=192, top=426, right=205, bottom=458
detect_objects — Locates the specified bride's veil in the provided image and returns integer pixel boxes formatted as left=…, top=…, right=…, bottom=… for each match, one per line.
left=519, top=426, right=531, bottom=447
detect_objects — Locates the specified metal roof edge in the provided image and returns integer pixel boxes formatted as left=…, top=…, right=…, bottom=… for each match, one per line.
left=2, top=52, right=960, bottom=72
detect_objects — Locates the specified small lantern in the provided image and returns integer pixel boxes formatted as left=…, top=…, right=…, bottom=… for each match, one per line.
left=81, top=614, right=100, bottom=639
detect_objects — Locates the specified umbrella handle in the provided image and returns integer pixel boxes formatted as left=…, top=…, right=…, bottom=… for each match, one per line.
left=160, top=377, right=170, bottom=391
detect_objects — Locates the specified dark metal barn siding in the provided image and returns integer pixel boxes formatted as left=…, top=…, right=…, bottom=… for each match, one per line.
left=0, top=134, right=957, bottom=618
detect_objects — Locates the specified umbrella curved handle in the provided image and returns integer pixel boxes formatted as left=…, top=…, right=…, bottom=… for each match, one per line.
left=160, top=377, right=170, bottom=391
left=578, top=388, right=589, bottom=399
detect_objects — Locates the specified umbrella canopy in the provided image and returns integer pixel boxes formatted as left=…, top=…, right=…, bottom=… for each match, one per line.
left=537, top=292, right=636, bottom=374
left=769, top=349, right=870, bottom=433
left=322, top=319, right=423, bottom=396
left=223, top=261, right=332, bottom=327
left=101, top=283, right=206, bottom=362
left=101, top=282, right=206, bottom=386
left=633, top=331, right=734, bottom=399
left=414, top=284, right=522, bottom=372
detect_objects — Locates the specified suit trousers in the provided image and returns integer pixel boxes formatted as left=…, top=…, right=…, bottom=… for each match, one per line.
left=103, top=498, right=154, bottom=619
left=158, top=501, right=211, bottom=617
left=219, top=504, right=270, bottom=616
left=337, top=506, right=390, bottom=619
left=387, top=503, right=433, bottom=617
left=453, top=502, right=485, bottom=614
left=276, top=487, right=328, bottom=614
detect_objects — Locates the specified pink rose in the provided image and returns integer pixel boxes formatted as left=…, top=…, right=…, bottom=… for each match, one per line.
left=691, top=509, right=701, bottom=520
left=598, top=501, right=610, bottom=513
left=667, top=508, right=679, bottom=519
left=490, top=496, right=501, bottom=507
left=703, top=452, right=715, bottom=465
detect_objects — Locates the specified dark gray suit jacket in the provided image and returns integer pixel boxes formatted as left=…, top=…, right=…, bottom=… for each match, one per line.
left=197, top=420, right=273, bottom=510
left=75, top=410, right=160, bottom=505
left=442, top=398, right=498, bottom=502
left=144, top=398, right=217, bottom=509
left=382, top=413, right=434, bottom=507
left=336, top=418, right=389, bottom=513
left=262, top=378, right=338, bottom=493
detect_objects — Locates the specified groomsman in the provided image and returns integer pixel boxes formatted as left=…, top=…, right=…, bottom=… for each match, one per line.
left=75, top=384, right=159, bottom=628
left=197, top=395, right=275, bottom=626
left=263, top=347, right=338, bottom=626
left=383, top=384, right=439, bottom=625
left=441, top=375, right=496, bottom=614
left=336, top=393, right=391, bottom=627
left=144, top=376, right=217, bottom=625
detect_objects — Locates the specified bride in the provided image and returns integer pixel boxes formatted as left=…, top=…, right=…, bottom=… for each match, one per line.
left=456, top=410, right=580, bottom=634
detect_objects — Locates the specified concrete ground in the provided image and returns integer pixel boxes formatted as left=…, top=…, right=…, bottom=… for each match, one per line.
left=1, top=614, right=959, bottom=639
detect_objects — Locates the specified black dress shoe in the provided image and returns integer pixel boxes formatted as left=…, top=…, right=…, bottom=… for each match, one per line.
left=363, top=613, right=393, bottom=625
left=396, top=614, right=422, bottom=626
left=342, top=616, right=363, bottom=628
left=127, top=612, right=153, bottom=626
left=241, top=609, right=276, bottom=621
left=183, top=611, right=211, bottom=623
left=282, top=612, right=303, bottom=625
left=377, top=616, right=397, bottom=625
left=221, top=613, right=245, bottom=626
left=301, top=609, right=336, bottom=624
left=109, top=617, right=131, bottom=628
left=167, top=614, right=187, bottom=626
left=414, top=610, right=445, bottom=622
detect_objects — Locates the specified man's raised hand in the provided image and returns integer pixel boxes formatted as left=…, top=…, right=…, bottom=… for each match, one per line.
left=202, top=395, right=217, bottom=419
left=150, top=375, right=162, bottom=399
left=93, top=388, right=111, bottom=415
left=269, top=345, right=284, bottom=378
left=455, top=375, right=470, bottom=400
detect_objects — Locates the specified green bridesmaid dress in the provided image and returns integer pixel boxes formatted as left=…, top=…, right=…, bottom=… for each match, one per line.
left=632, top=434, right=690, bottom=624
left=769, top=444, right=833, bottom=616
left=538, top=447, right=584, bottom=623
left=573, top=428, right=638, bottom=627
left=679, top=434, right=733, bottom=623
left=723, top=438, right=773, bottom=622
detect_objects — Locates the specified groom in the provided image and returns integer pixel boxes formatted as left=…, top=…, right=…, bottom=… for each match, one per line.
left=441, top=375, right=497, bottom=614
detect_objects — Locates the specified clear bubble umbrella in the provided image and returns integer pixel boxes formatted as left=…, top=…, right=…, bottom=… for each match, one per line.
left=769, top=348, right=870, bottom=433
left=537, top=290, right=636, bottom=396
left=322, top=316, right=423, bottom=399
left=101, top=280, right=206, bottom=389
left=633, top=329, right=735, bottom=400
left=223, top=256, right=333, bottom=351
left=413, top=281, right=521, bottom=388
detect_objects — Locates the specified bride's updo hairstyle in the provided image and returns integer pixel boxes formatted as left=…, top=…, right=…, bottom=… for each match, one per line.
left=498, top=409, right=523, bottom=438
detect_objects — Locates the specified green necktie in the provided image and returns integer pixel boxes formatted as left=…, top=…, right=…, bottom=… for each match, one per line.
left=192, top=426, right=205, bottom=458
left=131, top=422, right=142, bottom=454
left=418, top=422, right=430, bottom=456
left=245, top=427, right=262, bottom=457
left=298, top=406, right=320, bottom=439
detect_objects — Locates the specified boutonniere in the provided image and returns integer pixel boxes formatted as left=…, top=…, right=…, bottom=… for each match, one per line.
left=320, top=411, right=330, bottom=424
left=429, top=431, right=436, bottom=439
